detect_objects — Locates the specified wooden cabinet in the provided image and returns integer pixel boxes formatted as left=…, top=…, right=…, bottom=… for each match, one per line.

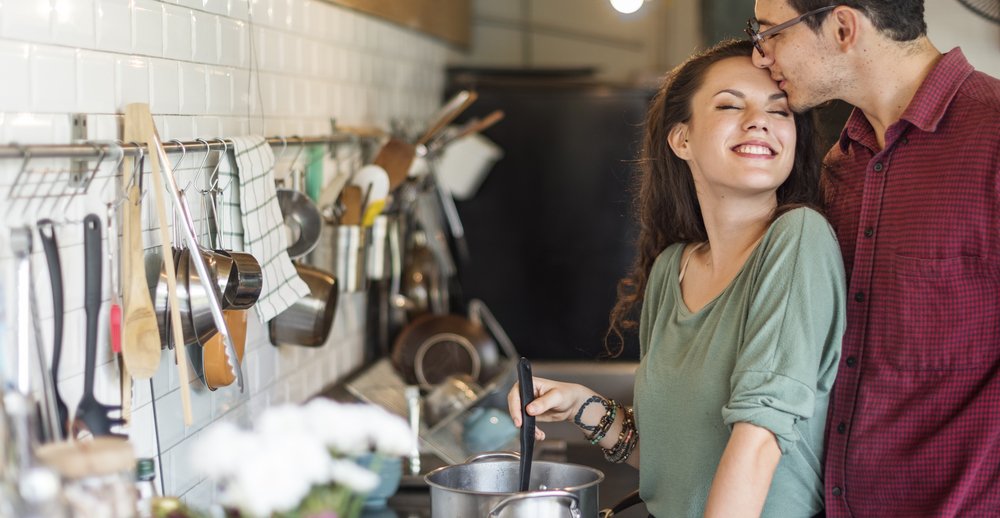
left=324, top=0, right=471, bottom=48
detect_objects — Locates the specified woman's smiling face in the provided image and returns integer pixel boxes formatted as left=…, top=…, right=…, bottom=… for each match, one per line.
left=669, top=56, right=797, bottom=203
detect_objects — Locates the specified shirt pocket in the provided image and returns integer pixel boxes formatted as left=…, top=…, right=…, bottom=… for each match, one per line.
left=884, top=255, right=1000, bottom=371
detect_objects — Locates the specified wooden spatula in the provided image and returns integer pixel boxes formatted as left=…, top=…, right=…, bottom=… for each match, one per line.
left=340, top=185, right=363, bottom=226
left=372, top=138, right=416, bottom=193
left=415, top=90, right=478, bottom=147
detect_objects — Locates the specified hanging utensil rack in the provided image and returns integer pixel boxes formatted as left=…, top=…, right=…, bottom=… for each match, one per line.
left=1, top=133, right=379, bottom=218
left=0, top=134, right=370, bottom=161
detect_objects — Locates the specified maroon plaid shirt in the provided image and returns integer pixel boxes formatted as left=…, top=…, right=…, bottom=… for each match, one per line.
left=822, top=48, right=1000, bottom=517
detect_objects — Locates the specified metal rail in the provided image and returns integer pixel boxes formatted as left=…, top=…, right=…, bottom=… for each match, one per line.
left=0, top=133, right=374, bottom=160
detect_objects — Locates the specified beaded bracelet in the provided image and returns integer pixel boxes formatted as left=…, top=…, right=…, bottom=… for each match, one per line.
left=602, top=405, right=638, bottom=464
left=573, top=396, right=607, bottom=432
left=587, top=399, right=618, bottom=445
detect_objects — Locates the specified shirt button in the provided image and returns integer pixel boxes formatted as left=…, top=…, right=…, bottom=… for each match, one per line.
left=854, top=292, right=865, bottom=302
left=864, top=227, right=874, bottom=238
left=901, top=137, right=909, bottom=145
left=837, top=422, right=847, bottom=433
left=833, top=486, right=844, bottom=497
left=873, top=162, right=884, bottom=172
left=846, top=356, right=857, bottom=367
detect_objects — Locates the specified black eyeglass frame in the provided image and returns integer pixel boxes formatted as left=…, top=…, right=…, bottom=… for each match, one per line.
left=745, top=5, right=838, bottom=57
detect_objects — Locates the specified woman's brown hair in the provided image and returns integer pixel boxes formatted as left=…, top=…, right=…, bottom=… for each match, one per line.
left=605, top=39, right=823, bottom=356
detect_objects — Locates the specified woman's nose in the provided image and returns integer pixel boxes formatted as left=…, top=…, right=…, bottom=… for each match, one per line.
left=744, top=110, right=769, bottom=132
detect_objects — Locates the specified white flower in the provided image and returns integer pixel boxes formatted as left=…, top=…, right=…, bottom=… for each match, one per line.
left=222, top=431, right=332, bottom=516
left=189, top=422, right=253, bottom=480
left=306, top=401, right=377, bottom=455
left=328, top=458, right=379, bottom=494
left=257, top=403, right=310, bottom=438
left=363, top=406, right=415, bottom=457
left=191, top=399, right=412, bottom=517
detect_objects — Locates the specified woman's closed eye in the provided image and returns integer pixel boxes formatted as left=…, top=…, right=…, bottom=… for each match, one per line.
left=716, top=104, right=789, bottom=117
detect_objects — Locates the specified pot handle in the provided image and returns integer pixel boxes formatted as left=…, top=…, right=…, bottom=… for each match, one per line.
left=487, top=490, right=581, bottom=518
left=465, top=451, right=520, bottom=464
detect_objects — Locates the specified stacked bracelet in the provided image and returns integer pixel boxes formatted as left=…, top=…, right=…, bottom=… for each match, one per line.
left=602, top=405, right=638, bottom=464
left=586, top=398, right=618, bottom=445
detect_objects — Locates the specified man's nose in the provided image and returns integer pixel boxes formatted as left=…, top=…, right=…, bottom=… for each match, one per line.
left=752, top=50, right=773, bottom=69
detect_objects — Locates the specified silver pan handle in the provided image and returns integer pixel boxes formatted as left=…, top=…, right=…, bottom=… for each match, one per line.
left=488, top=490, right=581, bottom=518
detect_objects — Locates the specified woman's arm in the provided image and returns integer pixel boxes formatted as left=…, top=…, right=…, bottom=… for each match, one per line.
left=703, top=422, right=781, bottom=518
left=508, top=377, right=640, bottom=469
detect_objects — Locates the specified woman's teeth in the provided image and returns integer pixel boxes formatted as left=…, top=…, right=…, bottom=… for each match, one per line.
left=733, top=145, right=773, bottom=156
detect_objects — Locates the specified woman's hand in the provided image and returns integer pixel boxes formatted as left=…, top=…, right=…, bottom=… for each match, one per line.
left=507, top=376, right=595, bottom=440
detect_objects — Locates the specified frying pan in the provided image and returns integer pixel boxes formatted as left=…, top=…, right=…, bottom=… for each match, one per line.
left=391, top=313, right=502, bottom=388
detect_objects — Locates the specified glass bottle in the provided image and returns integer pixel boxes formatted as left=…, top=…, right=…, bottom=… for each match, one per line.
left=134, top=458, right=158, bottom=518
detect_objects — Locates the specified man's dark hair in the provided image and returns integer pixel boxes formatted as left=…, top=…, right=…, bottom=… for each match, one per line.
left=789, top=1, right=927, bottom=41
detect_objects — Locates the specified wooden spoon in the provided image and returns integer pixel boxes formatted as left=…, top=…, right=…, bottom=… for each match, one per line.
left=120, top=180, right=161, bottom=379
left=122, top=118, right=162, bottom=380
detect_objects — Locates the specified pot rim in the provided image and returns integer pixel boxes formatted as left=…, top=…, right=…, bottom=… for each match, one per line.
left=423, top=459, right=604, bottom=496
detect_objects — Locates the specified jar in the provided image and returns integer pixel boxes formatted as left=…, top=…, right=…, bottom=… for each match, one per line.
left=35, top=437, right=137, bottom=518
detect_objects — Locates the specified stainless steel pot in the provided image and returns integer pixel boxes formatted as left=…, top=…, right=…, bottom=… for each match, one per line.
left=278, top=188, right=323, bottom=260
left=268, top=262, right=339, bottom=347
left=425, top=452, right=603, bottom=518
left=215, top=249, right=262, bottom=310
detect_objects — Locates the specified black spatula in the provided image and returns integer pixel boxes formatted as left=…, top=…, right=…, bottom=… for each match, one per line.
left=517, top=356, right=535, bottom=492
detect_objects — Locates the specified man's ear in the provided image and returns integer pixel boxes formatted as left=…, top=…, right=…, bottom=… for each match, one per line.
left=667, top=123, right=692, bottom=160
left=830, top=5, right=862, bottom=52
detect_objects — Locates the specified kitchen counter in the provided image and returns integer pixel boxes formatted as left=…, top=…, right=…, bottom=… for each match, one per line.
left=368, top=441, right=649, bottom=518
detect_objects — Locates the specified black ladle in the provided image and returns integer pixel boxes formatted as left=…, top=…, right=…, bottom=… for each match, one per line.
left=517, top=356, right=536, bottom=492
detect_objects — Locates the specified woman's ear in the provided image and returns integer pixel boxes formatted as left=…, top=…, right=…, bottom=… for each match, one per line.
left=668, top=123, right=692, bottom=160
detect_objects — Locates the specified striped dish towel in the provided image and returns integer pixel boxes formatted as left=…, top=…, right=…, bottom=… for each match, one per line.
left=218, top=136, right=309, bottom=323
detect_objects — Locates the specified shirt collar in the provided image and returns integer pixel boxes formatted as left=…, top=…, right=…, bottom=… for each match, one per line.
left=838, top=47, right=975, bottom=152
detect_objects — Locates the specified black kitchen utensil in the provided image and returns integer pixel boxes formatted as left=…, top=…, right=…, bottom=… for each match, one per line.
left=37, top=219, right=68, bottom=439
left=517, top=356, right=535, bottom=492
left=71, top=214, right=125, bottom=438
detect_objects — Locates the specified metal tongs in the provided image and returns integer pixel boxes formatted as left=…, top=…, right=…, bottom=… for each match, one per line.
left=148, top=130, right=244, bottom=392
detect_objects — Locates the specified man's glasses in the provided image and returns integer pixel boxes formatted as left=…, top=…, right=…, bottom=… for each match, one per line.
left=745, top=5, right=838, bottom=58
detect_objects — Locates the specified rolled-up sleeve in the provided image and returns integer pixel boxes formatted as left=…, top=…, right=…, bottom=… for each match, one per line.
left=721, top=209, right=846, bottom=454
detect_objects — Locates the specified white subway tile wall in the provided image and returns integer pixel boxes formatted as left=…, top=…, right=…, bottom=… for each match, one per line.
left=0, top=0, right=449, bottom=508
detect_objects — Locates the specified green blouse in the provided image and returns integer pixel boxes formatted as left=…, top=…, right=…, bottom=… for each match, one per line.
left=634, top=207, right=846, bottom=518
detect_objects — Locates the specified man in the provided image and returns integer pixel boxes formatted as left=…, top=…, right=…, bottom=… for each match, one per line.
left=747, top=1, right=1000, bottom=516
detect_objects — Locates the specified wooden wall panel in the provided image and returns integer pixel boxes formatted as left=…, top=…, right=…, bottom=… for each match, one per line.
left=324, top=0, right=471, bottom=48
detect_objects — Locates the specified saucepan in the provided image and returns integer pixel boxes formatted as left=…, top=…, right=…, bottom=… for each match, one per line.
left=278, top=188, right=323, bottom=260
left=268, top=262, right=339, bottom=347
left=391, top=313, right=502, bottom=388
left=215, top=249, right=262, bottom=309
left=154, top=247, right=248, bottom=347
left=425, top=452, right=602, bottom=518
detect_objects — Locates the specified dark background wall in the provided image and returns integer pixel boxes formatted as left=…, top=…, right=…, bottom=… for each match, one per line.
left=448, top=73, right=649, bottom=361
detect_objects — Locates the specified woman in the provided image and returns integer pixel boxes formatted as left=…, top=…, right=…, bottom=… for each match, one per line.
left=508, top=39, right=845, bottom=518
